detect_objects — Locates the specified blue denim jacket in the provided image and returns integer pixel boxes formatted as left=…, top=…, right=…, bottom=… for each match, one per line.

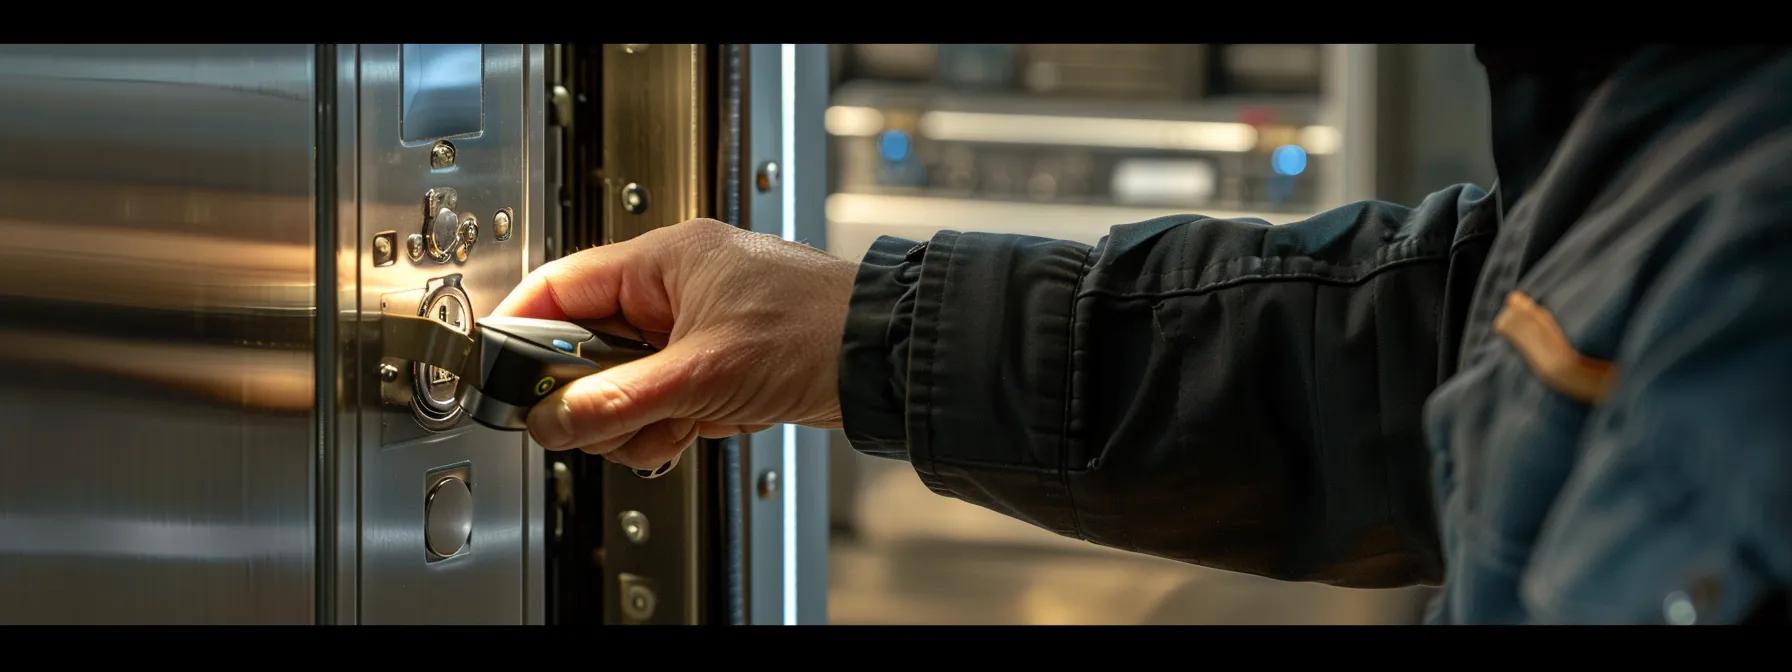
left=838, top=45, right=1792, bottom=624
left=1424, top=46, right=1792, bottom=624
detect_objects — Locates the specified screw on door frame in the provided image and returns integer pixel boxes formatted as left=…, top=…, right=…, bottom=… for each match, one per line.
left=755, top=161, right=780, bottom=193
left=621, top=183, right=649, bottom=214
left=757, top=470, right=779, bottom=500
left=430, top=140, right=456, bottom=169
left=618, top=510, right=650, bottom=545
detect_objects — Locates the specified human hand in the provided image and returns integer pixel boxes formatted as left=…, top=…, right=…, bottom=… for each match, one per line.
left=491, top=219, right=856, bottom=476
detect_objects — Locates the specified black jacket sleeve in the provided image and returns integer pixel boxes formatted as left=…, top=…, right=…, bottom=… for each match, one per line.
left=837, top=184, right=1502, bottom=588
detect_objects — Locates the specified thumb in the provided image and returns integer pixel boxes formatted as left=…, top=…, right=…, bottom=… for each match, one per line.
left=524, top=335, right=716, bottom=452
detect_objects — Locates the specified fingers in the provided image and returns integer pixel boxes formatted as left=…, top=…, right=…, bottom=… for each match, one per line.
left=696, top=422, right=773, bottom=438
left=582, top=314, right=672, bottom=350
left=605, top=418, right=699, bottom=475
left=525, top=335, right=710, bottom=452
left=491, top=242, right=673, bottom=333
left=492, top=253, right=613, bottom=321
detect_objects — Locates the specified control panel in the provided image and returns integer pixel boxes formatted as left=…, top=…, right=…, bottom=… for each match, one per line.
left=350, top=43, right=540, bottom=625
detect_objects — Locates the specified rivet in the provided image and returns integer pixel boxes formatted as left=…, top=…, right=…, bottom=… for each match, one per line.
left=618, top=510, right=649, bottom=545
left=757, top=470, right=779, bottom=499
left=755, top=161, right=781, bottom=192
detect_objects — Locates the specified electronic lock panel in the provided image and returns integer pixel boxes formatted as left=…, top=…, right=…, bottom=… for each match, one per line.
left=351, top=43, right=544, bottom=625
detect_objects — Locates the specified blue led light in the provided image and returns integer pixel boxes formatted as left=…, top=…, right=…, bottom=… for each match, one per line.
left=1271, top=145, right=1308, bottom=177
left=879, top=130, right=912, bottom=162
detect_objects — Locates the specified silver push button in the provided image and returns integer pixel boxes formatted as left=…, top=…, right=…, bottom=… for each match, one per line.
left=425, top=475, right=473, bottom=559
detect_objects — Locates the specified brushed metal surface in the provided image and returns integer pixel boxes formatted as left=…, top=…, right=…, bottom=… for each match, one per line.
left=600, top=43, right=711, bottom=625
left=0, top=44, right=318, bottom=624
left=325, top=43, right=361, bottom=625
left=353, top=43, right=536, bottom=625
left=521, top=43, right=550, bottom=627
left=736, top=42, right=832, bottom=626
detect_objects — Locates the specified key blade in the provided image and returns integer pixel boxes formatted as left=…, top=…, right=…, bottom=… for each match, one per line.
left=382, top=312, right=478, bottom=376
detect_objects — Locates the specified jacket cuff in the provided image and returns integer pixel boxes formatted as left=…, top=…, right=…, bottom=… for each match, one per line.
left=838, top=235, right=926, bottom=460
left=900, top=231, right=1092, bottom=508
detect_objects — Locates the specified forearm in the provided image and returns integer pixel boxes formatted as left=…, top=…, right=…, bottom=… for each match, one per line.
left=838, top=184, right=1500, bottom=587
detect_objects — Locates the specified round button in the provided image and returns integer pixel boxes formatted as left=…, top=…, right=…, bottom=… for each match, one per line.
left=425, top=476, right=473, bottom=558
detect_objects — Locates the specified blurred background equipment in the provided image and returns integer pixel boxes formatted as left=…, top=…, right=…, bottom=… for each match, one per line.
left=823, top=43, right=1495, bottom=625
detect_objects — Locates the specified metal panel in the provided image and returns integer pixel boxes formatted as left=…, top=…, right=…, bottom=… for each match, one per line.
left=790, top=43, right=833, bottom=625
left=521, top=43, right=551, bottom=627
left=0, top=45, right=319, bottom=624
left=741, top=43, right=787, bottom=626
left=739, top=43, right=832, bottom=626
left=351, top=43, right=539, bottom=625
left=324, top=42, right=360, bottom=625
left=602, top=42, right=713, bottom=627
left=599, top=43, right=711, bottom=625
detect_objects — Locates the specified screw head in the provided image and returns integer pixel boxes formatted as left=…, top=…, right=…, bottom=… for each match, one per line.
left=492, top=210, right=513, bottom=240
left=755, top=161, right=781, bottom=193
left=406, top=234, right=425, bottom=260
left=618, top=510, right=650, bottom=545
left=757, top=470, right=780, bottom=499
left=621, top=183, right=649, bottom=214
left=372, top=232, right=398, bottom=267
left=430, top=141, right=456, bottom=169
left=378, top=363, right=399, bottom=383
left=623, top=584, right=657, bottom=621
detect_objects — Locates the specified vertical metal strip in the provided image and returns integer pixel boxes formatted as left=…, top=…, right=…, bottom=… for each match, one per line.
left=717, top=43, right=749, bottom=626
left=789, top=42, right=832, bottom=626
left=522, top=42, right=550, bottom=626
left=741, top=43, right=787, bottom=626
left=777, top=43, right=800, bottom=626
left=312, top=43, right=339, bottom=625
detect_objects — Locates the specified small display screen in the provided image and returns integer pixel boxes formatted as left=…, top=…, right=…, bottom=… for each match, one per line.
left=401, top=44, right=483, bottom=142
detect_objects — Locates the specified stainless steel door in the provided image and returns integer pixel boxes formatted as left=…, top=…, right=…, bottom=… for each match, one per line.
left=331, top=43, right=549, bottom=625
left=0, top=44, right=321, bottom=624
left=0, top=43, right=549, bottom=625
left=0, top=43, right=821, bottom=625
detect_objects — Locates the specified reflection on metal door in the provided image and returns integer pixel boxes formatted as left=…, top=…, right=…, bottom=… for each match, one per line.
left=0, top=42, right=823, bottom=625
left=332, top=43, right=548, bottom=625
